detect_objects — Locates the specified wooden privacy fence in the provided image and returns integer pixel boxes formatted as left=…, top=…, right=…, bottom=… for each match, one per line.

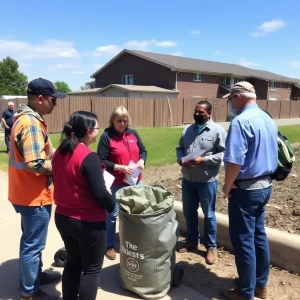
left=1, top=97, right=300, bottom=133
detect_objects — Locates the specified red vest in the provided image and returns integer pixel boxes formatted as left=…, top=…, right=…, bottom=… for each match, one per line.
left=52, top=143, right=106, bottom=222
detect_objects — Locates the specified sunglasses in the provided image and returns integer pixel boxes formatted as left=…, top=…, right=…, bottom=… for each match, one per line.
left=116, top=119, right=128, bottom=123
left=228, top=95, right=237, bottom=102
left=43, top=95, right=57, bottom=105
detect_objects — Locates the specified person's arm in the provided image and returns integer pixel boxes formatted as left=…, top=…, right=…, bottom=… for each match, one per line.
left=176, top=130, right=185, bottom=165
left=223, top=163, right=241, bottom=197
left=1, top=112, right=9, bottom=129
left=202, top=128, right=227, bottom=166
left=17, top=120, right=52, bottom=175
left=131, top=130, right=147, bottom=169
left=222, top=121, right=248, bottom=197
left=97, top=133, right=115, bottom=171
left=97, top=133, right=132, bottom=175
left=81, top=153, right=115, bottom=212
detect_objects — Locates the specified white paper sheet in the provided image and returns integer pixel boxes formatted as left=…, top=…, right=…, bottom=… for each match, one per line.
left=103, top=170, right=115, bottom=189
left=181, top=153, right=196, bottom=163
left=123, top=161, right=142, bottom=186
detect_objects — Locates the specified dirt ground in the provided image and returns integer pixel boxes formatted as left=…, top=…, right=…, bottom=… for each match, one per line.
left=144, top=147, right=300, bottom=235
left=143, top=147, right=300, bottom=300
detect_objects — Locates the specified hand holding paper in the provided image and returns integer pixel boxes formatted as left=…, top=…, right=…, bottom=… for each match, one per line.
left=123, top=161, right=142, bottom=186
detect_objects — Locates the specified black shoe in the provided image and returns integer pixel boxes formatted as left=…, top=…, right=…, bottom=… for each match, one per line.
left=39, top=272, right=61, bottom=285
left=21, top=289, right=59, bottom=300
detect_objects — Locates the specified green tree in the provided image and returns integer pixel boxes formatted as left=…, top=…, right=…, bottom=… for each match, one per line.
left=0, top=56, right=28, bottom=95
left=54, top=81, right=72, bottom=93
left=80, top=83, right=90, bottom=90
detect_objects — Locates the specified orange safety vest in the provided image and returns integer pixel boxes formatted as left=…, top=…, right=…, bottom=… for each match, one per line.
left=8, top=111, right=54, bottom=206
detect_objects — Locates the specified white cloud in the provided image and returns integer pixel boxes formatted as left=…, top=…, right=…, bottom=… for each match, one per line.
left=124, top=40, right=156, bottom=50
left=72, top=71, right=86, bottom=74
left=92, top=39, right=177, bottom=56
left=170, top=51, right=183, bottom=56
left=238, top=58, right=262, bottom=68
left=214, top=50, right=223, bottom=55
left=0, top=39, right=79, bottom=60
left=93, top=64, right=104, bottom=69
left=252, top=19, right=285, bottom=37
left=190, top=30, right=201, bottom=35
left=289, top=61, right=300, bottom=69
left=155, top=40, right=177, bottom=47
left=19, top=62, right=31, bottom=68
left=92, top=45, right=122, bottom=57
left=51, top=64, right=77, bottom=70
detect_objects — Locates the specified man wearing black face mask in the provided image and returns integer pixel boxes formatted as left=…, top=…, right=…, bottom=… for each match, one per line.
left=176, top=100, right=227, bottom=265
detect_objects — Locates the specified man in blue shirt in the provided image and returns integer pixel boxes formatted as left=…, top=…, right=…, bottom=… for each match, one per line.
left=222, top=82, right=278, bottom=300
left=1, top=101, right=15, bottom=154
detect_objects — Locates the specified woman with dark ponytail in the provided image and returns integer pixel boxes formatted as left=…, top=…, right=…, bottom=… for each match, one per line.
left=52, top=111, right=115, bottom=300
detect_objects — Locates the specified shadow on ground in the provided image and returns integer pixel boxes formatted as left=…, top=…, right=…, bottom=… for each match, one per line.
left=0, top=259, right=61, bottom=300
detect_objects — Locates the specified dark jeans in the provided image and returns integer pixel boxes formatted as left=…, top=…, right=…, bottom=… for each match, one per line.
left=182, top=179, right=217, bottom=249
left=55, top=214, right=106, bottom=300
left=5, top=128, right=11, bottom=152
left=228, top=186, right=272, bottom=300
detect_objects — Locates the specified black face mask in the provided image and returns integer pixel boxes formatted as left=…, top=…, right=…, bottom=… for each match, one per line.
left=193, top=113, right=207, bottom=125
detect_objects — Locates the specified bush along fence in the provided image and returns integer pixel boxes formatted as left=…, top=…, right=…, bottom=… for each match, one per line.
left=1, top=97, right=300, bottom=133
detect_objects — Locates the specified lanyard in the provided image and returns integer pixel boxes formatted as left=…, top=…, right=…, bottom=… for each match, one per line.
left=121, top=135, right=132, bottom=160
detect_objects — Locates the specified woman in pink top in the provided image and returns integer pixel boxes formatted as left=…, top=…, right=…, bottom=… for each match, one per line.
left=52, top=111, right=115, bottom=300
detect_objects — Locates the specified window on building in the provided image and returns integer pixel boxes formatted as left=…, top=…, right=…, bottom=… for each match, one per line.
left=193, top=73, right=201, bottom=82
left=269, top=96, right=278, bottom=101
left=122, top=75, right=133, bottom=85
left=225, top=76, right=231, bottom=86
left=269, top=81, right=276, bottom=91
left=221, top=77, right=224, bottom=83
left=234, top=77, right=245, bottom=84
left=287, top=83, right=291, bottom=89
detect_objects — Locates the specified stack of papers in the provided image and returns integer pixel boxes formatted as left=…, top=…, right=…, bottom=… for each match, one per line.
left=123, top=161, right=142, bottom=186
left=181, top=153, right=196, bottom=163
left=103, top=170, right=115, bottom=189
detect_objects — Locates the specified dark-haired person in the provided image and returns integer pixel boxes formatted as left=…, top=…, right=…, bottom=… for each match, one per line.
left=52, top=111, right=115, bottom=300
left=1, top=101, right=15, bottom=153
left=8, top=78, right=65, bottom=300
left=97, top=106, right=147, bottom=260
left=176, top=100, right=227, bottom=264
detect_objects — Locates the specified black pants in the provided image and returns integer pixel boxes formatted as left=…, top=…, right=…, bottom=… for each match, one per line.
left=4, top=128, right=11, bottom=152
left=55, top=213, right=106, bottom=300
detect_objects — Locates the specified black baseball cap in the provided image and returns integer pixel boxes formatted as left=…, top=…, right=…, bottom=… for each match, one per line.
left=27, top=78, right=67, bottom=98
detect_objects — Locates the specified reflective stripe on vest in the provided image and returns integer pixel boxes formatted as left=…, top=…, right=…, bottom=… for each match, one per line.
left=9, top=158, right=26, bottom=169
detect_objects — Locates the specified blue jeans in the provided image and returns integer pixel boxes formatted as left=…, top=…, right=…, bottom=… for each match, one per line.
left=182, top=179, right=217, bottom=249
left=106, top=182, right=142, bottom=248
left=228, top=186, right=272, bottom=300
left=13, top=204, right=52, bottom=297
left=5, top=128, right=11, bottom=152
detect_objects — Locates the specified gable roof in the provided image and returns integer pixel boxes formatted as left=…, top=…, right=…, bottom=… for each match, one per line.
left=91, top=49, right=297, bottom=83
left=100, top=84, right=179, bottom=93
left=68, top=88, right=102, bottom=94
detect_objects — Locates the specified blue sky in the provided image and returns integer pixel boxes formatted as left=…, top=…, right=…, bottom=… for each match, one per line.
left=1, top=0, right=299, bottom=91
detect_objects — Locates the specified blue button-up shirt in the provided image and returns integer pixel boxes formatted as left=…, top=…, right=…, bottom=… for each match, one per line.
left=224, top=104, right=278, bottom=180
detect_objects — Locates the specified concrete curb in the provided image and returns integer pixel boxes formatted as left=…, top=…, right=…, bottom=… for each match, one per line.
left=173, top=200, right=300, bottom=274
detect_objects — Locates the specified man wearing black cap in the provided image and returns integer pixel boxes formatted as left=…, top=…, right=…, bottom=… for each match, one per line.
left=8, top=78, right=66, bottom=300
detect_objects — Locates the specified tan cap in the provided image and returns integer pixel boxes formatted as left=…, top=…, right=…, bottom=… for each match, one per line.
left=222, top=81, right=256, bottom=99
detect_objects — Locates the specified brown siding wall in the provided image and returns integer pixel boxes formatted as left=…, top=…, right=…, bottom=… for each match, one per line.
left=268, top=82, right=292, bottom=100
left=248, top=78, right=268, bottom=99
left=291, top=86, right=300, bottom=99
left=177, top=73, right=222, bottom=99
left=94, top=53, right=176, bottom=90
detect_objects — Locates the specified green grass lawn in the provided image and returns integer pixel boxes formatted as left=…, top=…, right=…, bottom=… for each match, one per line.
left=0, top=125, right=299, bottom=172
